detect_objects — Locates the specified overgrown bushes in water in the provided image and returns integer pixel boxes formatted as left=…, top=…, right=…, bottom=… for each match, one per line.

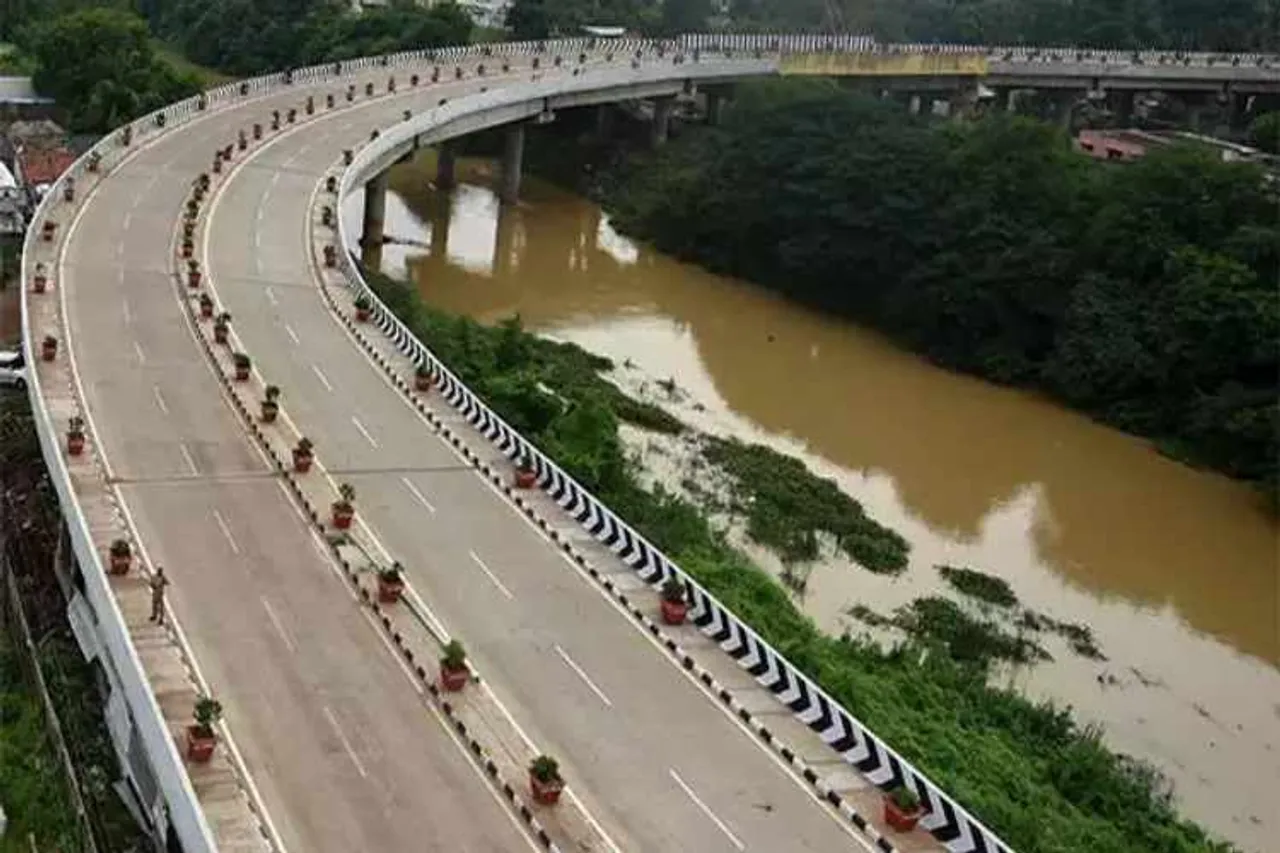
left=605, top=80, right=1280, bottom=501
left=363, top=269, right=1232, bottom=853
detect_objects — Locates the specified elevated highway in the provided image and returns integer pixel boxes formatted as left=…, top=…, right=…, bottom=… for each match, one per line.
left=21, top=33, right=1278, bottom=853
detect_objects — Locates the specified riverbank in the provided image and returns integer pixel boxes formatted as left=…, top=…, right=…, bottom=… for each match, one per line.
left=363, top=265, right=1236, bottom=853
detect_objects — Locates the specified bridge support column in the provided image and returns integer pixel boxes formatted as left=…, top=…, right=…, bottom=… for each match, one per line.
left=651, top=96, right=675, bottom=147
left=436, top=140, right=457, bottom=191
left=360, top=171, right=388, bottom=271
left=595, top=104, right=613, bottom=139
left=429, top=193, right=451, bottom=260
left=493, top=202, right=517, bottom=277
left=500, top=124, right=524, bottom=205
left=705, top=90, right=726, bottom=126
left=1109, top=90, right=1135, bottom=126
left=1054, top=90, right=1080, bottom=132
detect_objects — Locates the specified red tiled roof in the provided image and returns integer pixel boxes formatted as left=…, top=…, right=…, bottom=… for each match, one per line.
left=18, top=147, right=76, bottom=185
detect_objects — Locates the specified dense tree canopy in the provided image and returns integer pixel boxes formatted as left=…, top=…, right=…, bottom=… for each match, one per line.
left=607, top=80, right=1280, bottom=495
left=22, top=7, right=201, bottom=132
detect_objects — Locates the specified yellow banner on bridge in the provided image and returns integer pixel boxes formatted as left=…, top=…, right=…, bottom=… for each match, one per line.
left=778, top=52, right=987, bottom=77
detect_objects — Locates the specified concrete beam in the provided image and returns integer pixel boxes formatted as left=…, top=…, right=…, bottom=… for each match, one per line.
left=500, top=123, right=524, bottom=205
left=360, top=171, right=388, bottom=270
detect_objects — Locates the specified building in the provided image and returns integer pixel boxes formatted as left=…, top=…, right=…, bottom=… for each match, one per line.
left=0, top=77, right=55, bottom=123
left=1075, top=127, right=1272, bottom=166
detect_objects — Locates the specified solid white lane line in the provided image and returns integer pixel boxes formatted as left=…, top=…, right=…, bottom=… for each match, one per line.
left=133, top=341, right=146, bottom=363
left=178, top=443, right=199, bottom=476
left=265, top=286, right=278, bottom=306
left=261, top=598, right=296, bottom=653
left=122, top=299, right=133, bottom=324
left=554, top=644, right=612, bottom=708
left=351, top=415, right=378, bottom=448
left=401, top=476, right=436, bottom=513
left=151, top=385, right=168, bottom=414
left=323, top=706, right=368, bottom=778
left=469, top=550, right=514, bottom=600
left=283, top=323, right=300, bottom=345
left=669, top=769, right=745, bottom=852
left=211, top=509, right=240, bottom=554
left=311, top=364, right=333, bottom=391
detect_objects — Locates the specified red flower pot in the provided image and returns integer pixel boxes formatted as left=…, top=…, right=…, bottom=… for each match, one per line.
left=32, top=276, right=47, bottom=294
left=883, top=797, right=923, bottom=832
left=66, top=435, right=85, bottom=456
left=188, top=271, right=202, bottom=289
left=439, top=663, right=469, bottom=692
left=355, top=308, right=370, bottom=322
left=234, top=365, right=250, bottom=382
left=293, top=451, right=313, bottom=473
left=261, top=403, right=278, bottom=423
left=181, top=243, right=193, bottom=259
left=661, top=599, right=689, bottom=626
left=200, top=302, right=214, bottom=319
left=514, top=469, right=537, bottom=489
left=530, top=774, right=563, bottom=806
left=41, top=222, right=56, bottom=242
left=332, top=505, right=354, bottom=530
left=214, top=326, right=229, bottom=345
left=378, top=575, right=404, bottom=603
left=41, top=342, right=57, bottom=362
left=414, top=373, right=432, bottom=392
left=109, top=554, right=131, bottom=575
left=186, top=726, right=216, bottom=763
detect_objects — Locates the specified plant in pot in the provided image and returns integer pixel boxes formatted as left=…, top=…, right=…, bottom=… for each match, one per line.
left=213, top=312, right=231, bottom=345
left=107, top=538, right=132, bottom=575
left=883, top=785, right=924, bottom=832
left=514, top=457, right=537, bottom=490
left=87, top=151, right=102, bottom=173
left=260, top=385, right=281, bottom=423
left=181, top=235, right=194, bottom=259
left=32, top=262, right=49, bottom=294
left=413, top=365, right=433, bottom=392
left=232, top=352, right=251, bottom=382
left=323, top=245, right=337, bottom=268
left=659, top=577, right=689, bottom=625
left=377, top=561, right=405, bottom=604
left=528, top=756, right=564, bottom=805
left=331, top=483, right=355, bottom=530
left=186, top=695, right=222, bottom=763
left=66, top=416, right=86, bottom=456
left=187, top=259, right=202, bottom=289
left=438, top=639, right=469, bottom=691
left=353, top=295, right=371, bottom=322
left=199, top=293, right=215, bottom=319
left=237, top=129, right=247, bottom=151
left=41, top=220, right=56, bottom=242
left=62, top=177, right=75, bottom=203
left=41, top=334, right=58, bottom=362
left=321, top=205, right=334, bottom=227
left=292, top=437, right=314, bottom=473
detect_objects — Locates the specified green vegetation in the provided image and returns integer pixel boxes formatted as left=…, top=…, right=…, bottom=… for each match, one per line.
left=702, top=436, right=908, bottom=572
left=938, top=565, right=1019, bottom=607
left=365, top=267, right=1230, bottom=853
left=1250, top=112, right=1280, bottom=154
left=607, top=80, right=1280, bottom=501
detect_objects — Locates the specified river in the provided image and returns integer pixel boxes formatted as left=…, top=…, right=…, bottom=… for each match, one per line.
left=344, top=154, right=1280, bottom=852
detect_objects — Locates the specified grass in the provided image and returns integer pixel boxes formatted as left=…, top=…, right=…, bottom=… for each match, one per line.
left=151, top=40, right=234, bottom=87
left=363, top=268, right=1230, bottom=853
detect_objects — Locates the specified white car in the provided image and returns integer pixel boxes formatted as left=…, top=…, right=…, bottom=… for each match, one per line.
left=0, top=348, right=28, bottom=391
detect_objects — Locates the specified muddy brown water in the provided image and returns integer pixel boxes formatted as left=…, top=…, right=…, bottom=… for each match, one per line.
left=343, top=154, right=1280, bottom=851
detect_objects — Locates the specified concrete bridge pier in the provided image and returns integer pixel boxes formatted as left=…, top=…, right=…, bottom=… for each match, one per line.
left=705, top=89, right=728, bottom=125
left=493, top=202, right=518, bottom=276
left=436, top=140, right=458, bottom=191
left=1053, top=90, right=1081, bottom=131
left=500, top=124, right=524, bottom=204
left=651, top=96, right=675, bottom=146
left=360, top=171, right=388, bottom=271
left=594, top=103, right=613, bottom=138
left=1107, top=90, right=1135, bottom=125
left=429, top=192, right=451, bottom=260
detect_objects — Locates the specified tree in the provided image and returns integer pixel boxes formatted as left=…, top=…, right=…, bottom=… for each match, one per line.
left=1249, top=111, right=1280, bottom=154
left=659, top=0, right=713, bottom=34
left=24, top=7, right=200, bottom=133
left=506, top=0, right=552, bottom=39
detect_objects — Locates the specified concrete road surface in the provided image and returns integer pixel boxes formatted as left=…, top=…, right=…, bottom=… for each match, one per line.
left=61, top=76, right=542, bottom=853
left=201, top=75, right=874, bottom=852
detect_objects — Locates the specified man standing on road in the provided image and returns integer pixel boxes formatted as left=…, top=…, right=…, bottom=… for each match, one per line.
left=149, top=567, right=169, bottom=625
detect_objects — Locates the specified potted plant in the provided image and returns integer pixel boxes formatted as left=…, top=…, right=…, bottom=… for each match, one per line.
left=232, top=352, right=251, bottom=381
left=199, top=293, right=215, bottom=319
left=253, top=122, right=262, bottom=140
left=306, top=95, right=315, bottom=114
left=326, top=93, right=335, bottom=109
left=32, top=262, right=49, bottom=293
left=321, top=205, right=334, bottom=227
left=413, top=365, right=433, bottom=392
left=107, top=538, right=132, bottom=575
left=66, top=416, right=85, bottom=456
left=237, top=129, right=247, bottom=151
left=187, top=259, right=202, bottom=289
left=364, top=81, right=374, bottom=97
left=121, top=125, right=132, bottom=146
left=286, top=107, right=296, bottom=124
left=186, top=695, right=222, bottom=763
left=439, top=639, right=469, bottom=691
left=213, top=312, right=231, bottom=345
left=353, top=295, right=371, bottom=322
left=659, top=577, right=689, bottom=625
left=377, top=562, right=405, bottom=604
left=331, top=483, right=355, bottom=529
left=41, top=220, right=56, bottom=242
left=514, top=457, right=537, bottom=490
left=181, top=235, right=194, bottom=259
left=62, top=177, right=75, bottom=203
left=260, top=385, right=280, bottom=422
left=325, top=175, right=338, bottom=193
left=41, top=334, right=58, bottom=361
left=528, top=756, right=564, bottom=805
left=87, top=151, right=102, bottom=173
left=292, top=437, right=314, bottom=473
left=323, top=245, right=337, bottom=268
left=883, top=785, right=924, bottom=832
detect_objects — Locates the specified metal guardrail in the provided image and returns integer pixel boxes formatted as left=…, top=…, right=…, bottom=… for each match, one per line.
left=22, top=29, right=1276, bottom=853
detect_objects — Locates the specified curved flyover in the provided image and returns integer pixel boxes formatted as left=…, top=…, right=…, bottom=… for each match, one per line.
left=23, top=33, right=1279, bottom=853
